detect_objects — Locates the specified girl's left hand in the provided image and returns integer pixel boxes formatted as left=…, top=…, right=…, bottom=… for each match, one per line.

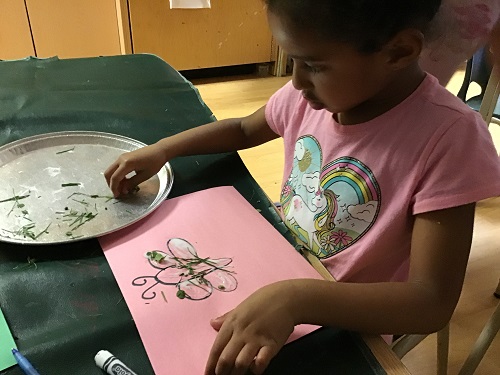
left=204, top=282, right=297, bottom=375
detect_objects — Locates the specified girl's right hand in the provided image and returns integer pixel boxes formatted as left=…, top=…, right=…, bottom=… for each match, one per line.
left=104, top=143, right=168, bottom=198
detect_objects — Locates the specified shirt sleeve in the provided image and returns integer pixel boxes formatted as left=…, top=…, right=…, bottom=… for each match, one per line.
left=265, top=80, right=301, bottom=137
left=412, top=112, right=500, bottom=214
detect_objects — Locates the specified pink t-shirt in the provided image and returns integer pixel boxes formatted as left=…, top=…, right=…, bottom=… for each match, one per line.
left=265, top=75, right=500, bottom=283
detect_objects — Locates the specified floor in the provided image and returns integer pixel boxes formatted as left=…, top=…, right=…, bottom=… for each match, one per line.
left=193, top=70, right=500, bottom=375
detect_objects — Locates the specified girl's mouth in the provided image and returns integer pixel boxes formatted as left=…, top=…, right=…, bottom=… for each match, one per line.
left=303, top=94, right=325, bottom=110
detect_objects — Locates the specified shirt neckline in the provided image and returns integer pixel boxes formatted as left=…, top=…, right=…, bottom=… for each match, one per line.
left=329, top=73, right=435, bottom=134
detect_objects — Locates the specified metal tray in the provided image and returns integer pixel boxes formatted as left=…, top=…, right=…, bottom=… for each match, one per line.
left=0, top=131, right=174, bottom=245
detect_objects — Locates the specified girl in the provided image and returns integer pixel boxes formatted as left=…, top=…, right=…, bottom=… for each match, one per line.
left=105, top=1, right=500, bottom=374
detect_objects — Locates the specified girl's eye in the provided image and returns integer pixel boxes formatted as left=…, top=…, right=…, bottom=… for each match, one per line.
left=308, top=66, right=322, bottom=73
left=292, top=59, right=324, bottom=73
left=304, top=63, right=323, bottom=73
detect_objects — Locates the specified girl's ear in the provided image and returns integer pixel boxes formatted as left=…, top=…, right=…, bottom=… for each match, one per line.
left=382, top=29, right=424, bottom=70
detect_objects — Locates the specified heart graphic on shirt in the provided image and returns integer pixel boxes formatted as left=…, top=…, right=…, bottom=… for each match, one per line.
left=280, top=136, right=381, bottom=258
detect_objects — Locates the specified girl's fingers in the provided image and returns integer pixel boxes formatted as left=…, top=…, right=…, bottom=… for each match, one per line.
left=215, top=339, right=244, bottom=375
left=108, top=163, right=134, bottom=197
left=210, top=311, right=231, bottom=331
left=232, top=344, right=261, bottom=375
left=103, top=162, right=118, bottom=185
left=121, top=171, right=152, bottom=195
left=205, top=325, right=234, bottom=375
left=251, top=345, right=279, bottom=375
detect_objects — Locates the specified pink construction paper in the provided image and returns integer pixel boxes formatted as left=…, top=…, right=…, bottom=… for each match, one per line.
left=99, top=186, right=321, bottom=375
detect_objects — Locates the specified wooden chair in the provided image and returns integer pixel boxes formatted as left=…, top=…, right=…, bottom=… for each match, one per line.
left=457, top=279, right=500, bottom=375
left=478, top=61, right=500, bottom=126
left=457, top=47, right=500, bottom=124
left=390, top=326, right=450, bottom=375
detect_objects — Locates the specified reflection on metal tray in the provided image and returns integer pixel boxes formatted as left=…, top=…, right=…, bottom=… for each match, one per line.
left=0, top=131, right=173, bottom=245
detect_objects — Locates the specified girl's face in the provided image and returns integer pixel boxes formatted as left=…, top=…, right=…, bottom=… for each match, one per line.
left=267, top=11, right=404, bottom=123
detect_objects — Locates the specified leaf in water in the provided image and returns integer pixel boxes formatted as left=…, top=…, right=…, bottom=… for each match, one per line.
left=205, top=269, right=238, bottom=292
left=178, top=279, right=213, bottom=300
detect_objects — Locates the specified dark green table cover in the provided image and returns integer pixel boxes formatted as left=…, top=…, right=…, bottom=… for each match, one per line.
left=0, top=54, right=385, bottom=375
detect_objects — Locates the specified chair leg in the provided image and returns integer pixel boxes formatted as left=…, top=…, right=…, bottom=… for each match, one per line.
left=458, top=303, right=500, bottom=375
left=391, top=324, right=450, bottom=374
left=390, top=334, right=427, bottom=358
left=437, top=324, right=449, bottom=375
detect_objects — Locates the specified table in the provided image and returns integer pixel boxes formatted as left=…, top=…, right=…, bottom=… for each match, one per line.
left=0, top=54, right=409, bottom=374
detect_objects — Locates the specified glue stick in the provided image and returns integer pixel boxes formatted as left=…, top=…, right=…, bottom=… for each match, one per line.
left=94, top=350, right=138, bottom=375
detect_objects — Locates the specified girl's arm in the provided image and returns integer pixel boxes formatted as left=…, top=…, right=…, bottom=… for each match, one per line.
left=290, top=203, right=475, bottom=333
left=205, top=203, right=475, bottom=375
left=105, top=106, right=278, bottom=197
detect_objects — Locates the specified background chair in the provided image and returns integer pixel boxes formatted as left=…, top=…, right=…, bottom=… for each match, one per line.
left=390, top=325, right=449, bottom=375
left=457, top=46, right=500, bottom=125
left=458, top=280, right=500, bottom=375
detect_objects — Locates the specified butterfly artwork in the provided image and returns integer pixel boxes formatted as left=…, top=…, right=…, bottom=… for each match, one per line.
left=133, top=237, right=238, bottom=302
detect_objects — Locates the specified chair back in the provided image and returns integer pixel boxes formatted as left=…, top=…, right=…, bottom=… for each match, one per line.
left=457, top=47, right=492, bottom=102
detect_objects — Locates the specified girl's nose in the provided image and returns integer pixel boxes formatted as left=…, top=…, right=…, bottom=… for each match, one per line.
left=291, top=63, right=311, bottom=91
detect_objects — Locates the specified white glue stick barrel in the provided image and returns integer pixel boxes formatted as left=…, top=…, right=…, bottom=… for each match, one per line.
left=95, top=350, right=138, bottom=375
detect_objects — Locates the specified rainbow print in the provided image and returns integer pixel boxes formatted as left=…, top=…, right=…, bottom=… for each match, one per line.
left=320, top=157, right=379, bottom=205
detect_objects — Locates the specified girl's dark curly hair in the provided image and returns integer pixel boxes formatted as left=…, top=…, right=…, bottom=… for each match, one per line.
left=264, top=0, right=442, bottom=53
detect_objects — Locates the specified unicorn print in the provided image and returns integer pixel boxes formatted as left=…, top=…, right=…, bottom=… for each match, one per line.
left=281, top=136, right=381, bottom=258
